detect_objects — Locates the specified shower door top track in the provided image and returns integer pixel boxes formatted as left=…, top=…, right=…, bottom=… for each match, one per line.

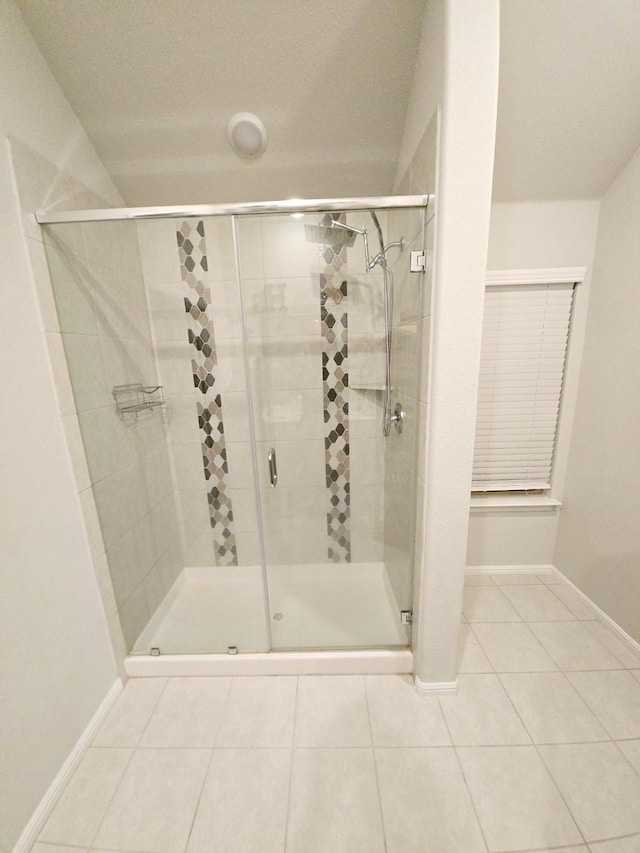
left=35, top=194, right=431, bottom=224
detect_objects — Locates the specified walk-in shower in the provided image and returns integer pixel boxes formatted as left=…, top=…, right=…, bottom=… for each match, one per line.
left=37, top=195, right=431, bottom=672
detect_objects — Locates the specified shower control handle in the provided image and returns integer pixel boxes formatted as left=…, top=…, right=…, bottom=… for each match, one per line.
left=268, top=447, right=278, bottom=488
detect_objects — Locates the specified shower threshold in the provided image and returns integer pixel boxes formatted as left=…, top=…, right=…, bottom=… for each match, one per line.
left=126, top=563, right=413, bottom=677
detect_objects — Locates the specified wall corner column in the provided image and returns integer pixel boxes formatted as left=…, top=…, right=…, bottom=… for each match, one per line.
left=414, top=0, right=500, bottom=686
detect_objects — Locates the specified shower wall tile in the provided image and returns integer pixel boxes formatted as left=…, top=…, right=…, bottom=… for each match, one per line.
left=138, top=219, right=183, bottom=283
left=259, top=217, right=320, bottom=278
left=181, top=531, right=217, bottom=567
left=118, top=584, right=151, bottom=650
left=176, top=488, right=214, bottom=534
left=147, top=282, right=190, bottom=342
left=234, top=531, right=262, bottom=565
left=351, top=527, right=384, bottom=563
left=171, top=442, right=207, bottom=491
left=196, top=217, right=237, bottom=282
left=45, top=244, right=99, bottom=335
left=214, top=339, right=248, bottom=392
left=349, top=389, right=383, bottom=438
left=78, top=408, right=120, bottom=485
left=62, top=333, right=113, bottom=412
left=226, top=488, right=259, bottom=533
left=224, top=441, right=257, bottom=489
left=350, top=436, right=385, bottom=486
left=108, top=529, right=145, bottom=608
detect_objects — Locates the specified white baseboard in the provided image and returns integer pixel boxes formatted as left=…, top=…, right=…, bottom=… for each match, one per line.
left=553, top=567, right=640, bottom=657
left=466, top=564, right=555, bottom=576
left=415, top=676, right=458, bottom=696
left=12, top=678, right=123, bottom=853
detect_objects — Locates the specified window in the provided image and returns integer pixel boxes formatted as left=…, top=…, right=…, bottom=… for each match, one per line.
left=472, top=272, right=579, bottom=493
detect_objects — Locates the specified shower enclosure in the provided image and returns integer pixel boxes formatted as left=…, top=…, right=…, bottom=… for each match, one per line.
left=39, top=196, right=430, bottom=665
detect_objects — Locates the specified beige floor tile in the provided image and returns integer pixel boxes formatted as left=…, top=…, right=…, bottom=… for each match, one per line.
left=215, top=676, right=296, bottom=747
left=490, top=572, right=544, bottom=585
left=583, top=621, right=640, bottom=668
left=364, top=675, right=450, bottom=746
left=549, top=583, right=597, bottom=620
left=567, top=670, right=640, bottom=739
left=462, top=586, right=522, bottom=622
left=459, top=745, right=581, bottom=851
left=633, top=670, right=640, bottom=683
left=139, top=677, right=231, bottom=747
left=438, top=674, right=530, bottom=745
left=186, top=749, right=290, bottom=853
left=375, top=747, right=485, bottom=852
left=589, top=834, right=640, bottom=851
left=457, top=624, right=494, bottom=674
left=500, top=672, right=608, bottom=743
left=472, top=622, right=558, bottom=672
left=618, top=739, right=640, bottom=776
left=539, top=742, right=640, bottom=841
left=93, top=748, right=210, bottom=853
left=39, top=748, right=132, bottom=846
left=529, top=622, right=622, bottom=670
left=286, top=748, right=384, bottom=853
left=92, top=678, right=166, bottom=747
left=295, top=675, right=370, bottom=747
left=502, top=585, right=576, bottom=621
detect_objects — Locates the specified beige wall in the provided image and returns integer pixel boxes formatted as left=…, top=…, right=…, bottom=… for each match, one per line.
left=555, top=143, right=640, bottom=642
left=0, top=0, right=120, bottom=848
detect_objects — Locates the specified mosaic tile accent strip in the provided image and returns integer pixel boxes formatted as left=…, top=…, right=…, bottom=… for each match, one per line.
left=319, top=213, right=351, bottom=562
left=176, top=220, right=237, bottom=567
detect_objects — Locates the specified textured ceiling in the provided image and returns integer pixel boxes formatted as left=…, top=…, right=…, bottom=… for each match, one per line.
left=494, top=0, right=640, bottom=201
left=17, top=0, right=640, bottom=206
left=15, top=0, right=427, bottom=205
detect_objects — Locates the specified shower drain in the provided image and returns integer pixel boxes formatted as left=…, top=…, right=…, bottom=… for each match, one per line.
left=273, top=612, right=285, bottom=621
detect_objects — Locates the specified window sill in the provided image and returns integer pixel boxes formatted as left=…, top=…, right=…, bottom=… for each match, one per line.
left=470, top=495, right=562, bottom=513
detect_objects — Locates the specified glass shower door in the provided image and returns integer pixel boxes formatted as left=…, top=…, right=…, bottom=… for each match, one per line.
left=236, top=207, right=425, bottom=650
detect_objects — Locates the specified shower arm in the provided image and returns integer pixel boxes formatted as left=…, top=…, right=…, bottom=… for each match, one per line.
left=327, top=219, right=403, bottom=272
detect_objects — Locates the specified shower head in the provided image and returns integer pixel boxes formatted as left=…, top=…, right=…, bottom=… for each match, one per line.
left=303, top=218, right=361, bottom=248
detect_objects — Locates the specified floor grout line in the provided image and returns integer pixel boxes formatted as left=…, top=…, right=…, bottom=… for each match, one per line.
left=438, top=695, right=491, bottom=853
left=499, top=674, right=589, bottom=851
left=282, top=675, right=299, bottom=853
left=181, top=675, right=235, bottom=853
left=363, top=676, right=389, bottom=853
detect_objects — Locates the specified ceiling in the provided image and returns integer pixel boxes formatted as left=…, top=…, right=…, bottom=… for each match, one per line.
left=494, top=0, right=640, bottom=201
left=16, top=0, right=640, bottom=206
left=15, top=0, right=426, bottom=205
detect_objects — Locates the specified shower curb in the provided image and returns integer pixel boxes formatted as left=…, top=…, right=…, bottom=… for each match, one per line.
left=125, top=649, right=413, bottom=677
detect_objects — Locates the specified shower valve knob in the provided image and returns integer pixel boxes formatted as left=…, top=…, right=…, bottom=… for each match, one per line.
left=390, top=402, right=404, bottom=434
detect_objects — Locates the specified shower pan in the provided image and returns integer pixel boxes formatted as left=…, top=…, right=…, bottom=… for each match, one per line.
left=38, top=195, right=431, bottom=675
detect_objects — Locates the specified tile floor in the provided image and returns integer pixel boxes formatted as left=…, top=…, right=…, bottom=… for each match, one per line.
left=36, top=573, right=640, bottom=853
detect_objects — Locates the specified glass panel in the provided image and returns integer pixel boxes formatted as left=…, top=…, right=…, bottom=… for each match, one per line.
left=44, top=216, right=270, bottom=655
left=237, top=207, right=425, bottom=649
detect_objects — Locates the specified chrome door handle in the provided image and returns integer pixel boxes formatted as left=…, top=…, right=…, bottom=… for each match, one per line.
left=268, top=447, right=278, bottom=488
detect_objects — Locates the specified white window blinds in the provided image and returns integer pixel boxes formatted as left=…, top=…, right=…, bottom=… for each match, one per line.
left=472, top=281, right=575, bottom=492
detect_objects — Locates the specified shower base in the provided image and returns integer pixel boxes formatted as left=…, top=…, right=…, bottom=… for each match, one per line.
left=126, top=563, right=412, bottom=677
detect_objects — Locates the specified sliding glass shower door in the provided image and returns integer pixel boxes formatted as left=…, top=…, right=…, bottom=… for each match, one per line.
left=236, top=207, right=425, bottom=650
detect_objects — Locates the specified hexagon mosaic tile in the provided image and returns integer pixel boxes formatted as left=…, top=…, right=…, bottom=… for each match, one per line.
left=319, top=213, right=351, bottom=563
left=176, top=220, right=237, bottom=567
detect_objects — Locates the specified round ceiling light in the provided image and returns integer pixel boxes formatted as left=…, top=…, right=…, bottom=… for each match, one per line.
left=227, top=112, right=267, bottom=160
